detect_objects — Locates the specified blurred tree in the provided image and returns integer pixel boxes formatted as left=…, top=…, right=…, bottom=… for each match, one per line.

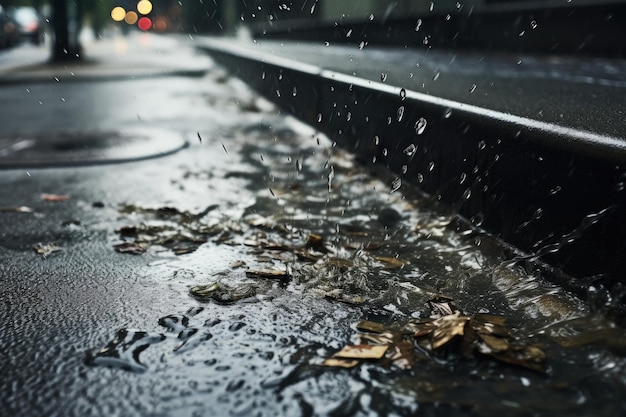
left=50, top=0, right=82, bottom=61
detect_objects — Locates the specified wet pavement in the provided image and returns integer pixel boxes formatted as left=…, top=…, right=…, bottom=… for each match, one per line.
left=1, top=32, right=625, bottom=417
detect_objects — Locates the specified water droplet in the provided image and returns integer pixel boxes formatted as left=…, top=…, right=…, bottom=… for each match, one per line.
left=415, top=117, right=427, bottom=135
left=397, top=106, right=405, bottom=121
left=445, top=14, right=451, bottom=21
left=346, top=29, right=353, bottom=38
left=358, top=41, right=366, bottom=50
left=469, top=84, right=477, bottom=93
left=463, top=188, right=472, bottom=200
left=391, top=177, right=402, bottom=192
left=415, top=19, right=422, bottom=31
left=478, top=140, right=486, bottom=150
left=429, top=2, right=435, bottom=12
left=380, top=73, right=388, bottom=82
left=399, top=88, right=406, bottom=100
left=346, top=112, right=352, bottom=121
left=403, top=144, right=416, bottom=157
left=459, top=172, right=467, bottom=184
left=427, top=161, right=435, bottom=171
left=383, top=148, right=388, bottom=157
left=417, top=173, right=424, bottom=183
left=444, top=108, right=453, bottom=118
left=296, top=159, right=303, bottom=172
left=261, top=71, right=266, bottom=79
left=369, top=14, right=374, bottom=20
left=292, top=87, right=297, bottom=96
left=317, top=113, right=322, bottom=122
left=530, top=20, right=538, bottom=29
left=519, top=30, right=526, bottom=36
left=275, top=90, right=281, bottom=97
left=324, top=41, right=330, bottom=46
left=401, top=165, right=408, bottom=174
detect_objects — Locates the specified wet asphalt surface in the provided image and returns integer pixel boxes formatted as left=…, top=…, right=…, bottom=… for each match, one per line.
left=1, top=33, right=626, bottom=417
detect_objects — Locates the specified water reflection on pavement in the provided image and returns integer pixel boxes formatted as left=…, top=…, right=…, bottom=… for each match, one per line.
left=0, top=35, right=624, bottom=417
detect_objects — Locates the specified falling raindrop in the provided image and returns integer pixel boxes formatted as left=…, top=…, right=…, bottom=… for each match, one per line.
left=463, top=188, right=472, bottom=200
left=459, top=172, right=467, bottom=184
left=346, top=112, right=352, bottom=121
left=391, top=177, right=402, bottom=193
left=417, top=173, right=424, bottom=183
left=296, top=159, right=302, bottom=172
left=432, top=72, right=440, bottom=81
left=444, top=108, right=453, bottom=118
left=415, top=19, right=422, bottom=31
left=292, top=87, right=297, bottom=96
left=478, top=140, right=486, bottom=150
left=401, top=165, right=408, bottom=174
left=324, top=41, right=330, bottom=46
left=427, top=161, right=435, bottom=171
left=358, top=41, right=366, bottom=50
left=403, top=144, right=416, bottom=157
left=415, top=117, right=427, bottom=135
left=221, top=143, right=229, bottom=154
left=399, top=88, right=406, bottom=100
left=374, top=136, right=380, bottom=145
left=429, top=2, right=434, bottom=12
left=327, top=166, right=335, bottom=192
left=469, top=84, right=477, bottom=93
left=397, top=106, right=405, bottom=122
left=530, top=20, right=538, bottom=29
left=380, top=73, right=388, bottom=82
left=387, top=116, right=392, bottom=125
left=346, top=29, right=353, bottom=38
left=317, top=113, right=322, bottom=123
left=275, top=90, right=281, bottom=97
left=369, top=14, right=374, bottom=20
left=519, top=30, right=526, bottom=37
left=383, top=148, right=388, bottom=157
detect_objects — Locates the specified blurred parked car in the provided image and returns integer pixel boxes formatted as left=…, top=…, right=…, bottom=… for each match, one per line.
left=8, top=6, right=43, bottom=45
left=0, top=4, right=20, bottom=48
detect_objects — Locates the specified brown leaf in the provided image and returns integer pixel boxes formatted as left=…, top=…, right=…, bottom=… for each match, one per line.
left=0, top=206, right=33, bottom=213
left=323, top=358, right=359, bottom=368
left=356, top=320, right=385, bottom=334
left=375, top=256, right=406, bottom=268
left=431, top=313, right=470, bottom=350
left=333, top=344, right=388, bottom=360
left=41, top=193, right=70, bottom=202
left=113, top=242, right=147, bottom=255
left=478, top=334, right=509, bottom=353
left=33, top=242, right=61, bottom=257
left=245, top=268, right=289, bottom=279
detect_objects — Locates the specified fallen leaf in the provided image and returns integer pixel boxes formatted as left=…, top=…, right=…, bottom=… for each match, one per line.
left=323, top=358, right=359, bottom=368
left=356, top=320, right=385, bottom=334
left=0, top=206, right=33, bottom=213
left=245, top=268, right=289, bottom=279
left=113, top=242, right=147, bottom=255
left=431, top=313, right=470, bottom=349
left=190, top=283, right=220, bottom=298
left=333, top=344, right=388, bottom=360
left=375, top=256, right=406, bottom=268
left=33, top=242, right=61, bottom=257
left=41, top=193, right=70, bottom=202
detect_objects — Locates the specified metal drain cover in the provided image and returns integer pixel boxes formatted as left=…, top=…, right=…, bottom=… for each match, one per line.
left=0, top=128, right=188, bottom=169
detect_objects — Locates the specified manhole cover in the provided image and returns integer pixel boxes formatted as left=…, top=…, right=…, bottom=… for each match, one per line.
left=0, top=128, right=188, bottom=168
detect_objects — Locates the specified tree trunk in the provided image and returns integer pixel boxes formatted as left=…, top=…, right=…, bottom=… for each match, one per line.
left=51, top=0, right=82, bottom=62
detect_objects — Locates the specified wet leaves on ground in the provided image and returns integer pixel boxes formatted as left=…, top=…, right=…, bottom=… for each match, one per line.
left=324, top=299, right=547, bottom=373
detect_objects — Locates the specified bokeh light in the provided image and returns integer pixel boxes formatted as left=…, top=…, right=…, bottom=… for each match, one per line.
left=153, top=17, right=167, bottom=32
left=138, top=17, right=152, bottom=31
left=111, top=7, right=126, bottom=22
left=137, top=0, right=153, bottom=15
left=125, top=11, right=139, bottom=25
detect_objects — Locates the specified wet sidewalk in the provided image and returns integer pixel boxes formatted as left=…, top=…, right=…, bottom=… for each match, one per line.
left=1, top=32, right=625, bottom=417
